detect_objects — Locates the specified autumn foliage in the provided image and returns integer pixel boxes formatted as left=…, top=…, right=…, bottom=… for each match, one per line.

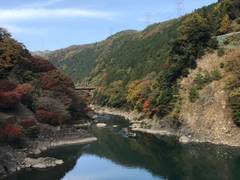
left=36, top=109, right=64, bottom=126
left=0, top=91, right=21, bottom=109
left=41, top=70, right=74, bottom=90
left=0, top=82, right=32, bottom=109
left=0, top=80, right=17, bottom=92
left=27, top=55, right=55, bottom=72
left=15, top=83, right=33, bottom=97
left=0, top=123, right=22, bottom=143
left=20, top=118, right=37, bottom=129
left=143, top=98, right=151, bottom=113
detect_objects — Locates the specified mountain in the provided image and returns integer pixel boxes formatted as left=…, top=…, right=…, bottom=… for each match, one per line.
left=45, top=0, right=240, bottom=122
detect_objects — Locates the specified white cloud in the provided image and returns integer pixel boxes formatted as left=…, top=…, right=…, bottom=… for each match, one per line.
left=22, top=0, right=65, bottom=8
left=0, top=24, right=48, bottom=35
left=0, top=8, right=116, bottom=23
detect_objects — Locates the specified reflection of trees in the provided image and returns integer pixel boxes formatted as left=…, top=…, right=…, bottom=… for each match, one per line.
left=85, top=127, right=240, bottom=180
left=8, top=123, right=240, bottom=180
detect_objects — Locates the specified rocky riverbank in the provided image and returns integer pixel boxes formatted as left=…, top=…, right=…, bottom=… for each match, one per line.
left=0, top=124, right=97, bottom=179
left=91, top=105, right=240, bottom=148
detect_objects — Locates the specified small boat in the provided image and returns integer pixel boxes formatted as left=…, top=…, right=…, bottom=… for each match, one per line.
left=128, top=132, right=137, bottom=138
left=122, top=128, right=137, bottom=138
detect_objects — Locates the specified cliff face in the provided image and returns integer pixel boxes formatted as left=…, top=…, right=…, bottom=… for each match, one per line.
left=179, top=47, right=240, bottom=146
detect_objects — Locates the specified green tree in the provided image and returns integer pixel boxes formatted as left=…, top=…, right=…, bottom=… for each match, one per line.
left=179, top=13, right=211, bottom=43
left=218, top=14, right=231, bottom=34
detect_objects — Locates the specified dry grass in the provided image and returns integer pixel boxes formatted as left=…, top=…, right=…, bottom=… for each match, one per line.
left=178, top=47, right=240, bottom=146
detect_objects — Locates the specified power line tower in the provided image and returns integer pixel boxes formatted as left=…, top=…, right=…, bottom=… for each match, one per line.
left=176, top=0, right=184, bottom=17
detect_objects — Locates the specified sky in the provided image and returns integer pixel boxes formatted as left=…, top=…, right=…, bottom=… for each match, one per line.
left=0, top=0, right=217, bottom=51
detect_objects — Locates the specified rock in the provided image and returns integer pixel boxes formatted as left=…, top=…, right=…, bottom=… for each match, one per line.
left=179, top=136, right=190, bottom=144
left=0, top=165, right=6, bottom=179
left=0, top=149, right=18, bottom=174
left=74, top=123, right=91, bottom=128
left=96, top=123, right=107, bottom=128
left=113, top=125, right=118, bottom=128
left=32, top=149, right=41, bottom=155
left=23, top=157, right=63, bottom=169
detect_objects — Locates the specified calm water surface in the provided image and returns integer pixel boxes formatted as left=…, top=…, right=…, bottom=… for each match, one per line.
left=6, top=114, right=240, bottom=180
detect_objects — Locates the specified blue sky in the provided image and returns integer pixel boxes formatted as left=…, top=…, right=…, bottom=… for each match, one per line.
left=0, top=0, right=217, bottom=51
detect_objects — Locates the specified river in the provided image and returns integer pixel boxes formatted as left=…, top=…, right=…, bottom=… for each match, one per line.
left=6, top=114, right=240, bottom=180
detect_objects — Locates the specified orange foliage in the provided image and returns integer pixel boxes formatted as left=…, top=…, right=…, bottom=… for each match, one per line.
left=143, top=98, right=151, bottom=112
left=15, top=83, right=33, bottom=97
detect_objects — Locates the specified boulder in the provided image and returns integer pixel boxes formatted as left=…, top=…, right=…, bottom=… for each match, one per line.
left=179, top=136, right=190, bottom=144
left=96, top=123, right=107, bottom=128
left=0, top=165, right=6, bottom=179
left=23, top=157, right=63, bottom=169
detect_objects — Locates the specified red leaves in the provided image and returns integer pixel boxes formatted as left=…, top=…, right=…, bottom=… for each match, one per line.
left=0, top=83, right=32, bottom=109
left=20, top=118, right=37, bottom=129
left=40, top=70, right=74, bottom=90
left=27, top=55, right=55, bottom=72
left=36, top=109, right=64, bottom=126
left=0, top=91, right=21, bottom=108
left=0, top=80, right=17, bottom=92
left=0, top=123, right=22, bottom=141
left=143, top=98, right=151, bottom=113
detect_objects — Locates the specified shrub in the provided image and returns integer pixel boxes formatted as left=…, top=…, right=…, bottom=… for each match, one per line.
left=15, top=83, right=33, bottom=97
left=189, top=86, right=199, bottom=103
left=127, top=80, right=152, bottom=111
left=0, top=80, right=17, bottom=92
left=0, top=123, right=22, bottom=145
left=20, top=118, right=37, bottom=129
left=28, top=55, right=55, bottom=72
left=229, top=87, right=240, bottom=126
left=0, top=91, right=21, bottom=109
left=217, top=48, right=225, bottom=57
left=35, top=97, right=71, bottom=125
left=66, top=89, right=88, bottom=118
left=224, top=50, right=240, bottom=126
left=143, top=98, right=151, bottom=113
left=20, top=118, right=39, bottom=138
left=220, top=63, right=225, bottom=69
left=193, top=72, right=211, bottom=89
left=40, top=70, right=74, bottom=90
left=211, top=69, right=221, bottom=80
left=36, top=109, right=63, bottom=126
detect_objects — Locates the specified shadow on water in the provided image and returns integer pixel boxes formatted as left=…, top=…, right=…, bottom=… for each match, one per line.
left=6, top=114, right=240, bottom=180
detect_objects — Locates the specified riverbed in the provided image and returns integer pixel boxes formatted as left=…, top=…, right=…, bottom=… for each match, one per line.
left=5, top=114, right=240, bottom=180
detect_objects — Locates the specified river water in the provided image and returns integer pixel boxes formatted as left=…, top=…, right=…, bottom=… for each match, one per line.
left=6, top=114, right=240, bottom=180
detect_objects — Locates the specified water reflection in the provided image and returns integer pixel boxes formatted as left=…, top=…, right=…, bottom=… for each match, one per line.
left=6, top=115, right=240, bottom=180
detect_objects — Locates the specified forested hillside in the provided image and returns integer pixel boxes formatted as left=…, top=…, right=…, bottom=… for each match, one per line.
left=0, top=28, right=89, bottom=147
left=46, top=0, right=240, bottom=121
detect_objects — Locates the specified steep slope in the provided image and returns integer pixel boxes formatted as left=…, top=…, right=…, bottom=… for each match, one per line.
left=0, top=28, right=94, bottom=178
left=178, top=46, right=240, bottom=146
left=0, top=28, right=90, bottom=146
left=45, top=30, right=139, bottom=83
left=45, top=0, right=240, bottom=120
